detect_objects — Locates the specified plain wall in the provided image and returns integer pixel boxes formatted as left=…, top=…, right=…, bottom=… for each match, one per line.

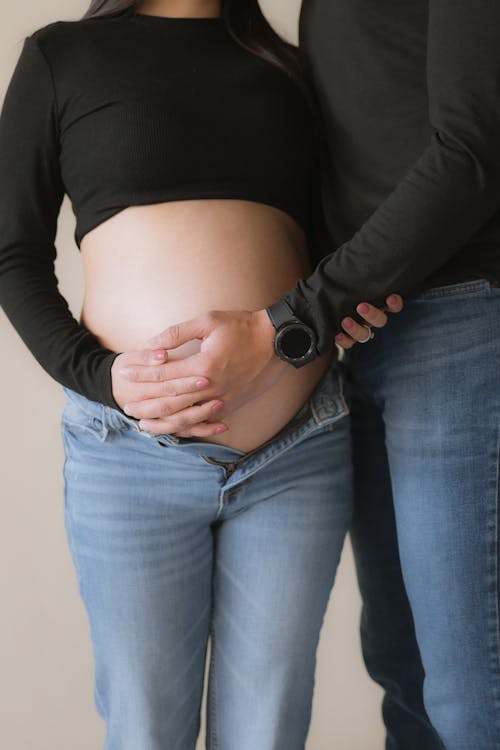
left=0, top=2, right=386, bottom=748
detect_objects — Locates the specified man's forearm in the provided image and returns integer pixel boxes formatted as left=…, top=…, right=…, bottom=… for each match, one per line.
left=290, top=0, right=500, bottom=355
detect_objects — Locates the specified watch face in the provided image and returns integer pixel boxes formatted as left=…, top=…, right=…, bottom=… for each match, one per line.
left=279, top=325, right=314, bottom=360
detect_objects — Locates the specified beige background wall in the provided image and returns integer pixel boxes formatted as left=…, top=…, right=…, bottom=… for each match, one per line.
left=0, top=2, right=386, bottom=748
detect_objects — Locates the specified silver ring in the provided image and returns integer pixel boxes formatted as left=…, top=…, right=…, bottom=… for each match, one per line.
left=358, top=324, right=375, bottom=344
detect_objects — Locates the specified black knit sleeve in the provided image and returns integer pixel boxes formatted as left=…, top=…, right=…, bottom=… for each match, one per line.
left=0, top=33, right=123, bottom=408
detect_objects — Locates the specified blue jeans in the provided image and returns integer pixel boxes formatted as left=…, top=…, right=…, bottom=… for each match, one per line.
left=346, top=278, right=500, bottom=750
left=60, top=358, right=353, bottom=750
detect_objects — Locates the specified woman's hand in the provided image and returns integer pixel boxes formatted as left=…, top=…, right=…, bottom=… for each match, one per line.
left=116, top=294, right=404, bottom=437
left=110, top=349, right=230, bottom=437
left=114, top=311, right=288, bottom=435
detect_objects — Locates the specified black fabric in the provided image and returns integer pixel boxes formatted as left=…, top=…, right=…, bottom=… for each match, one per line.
left=0, top=10, right=320, bottom=411
left=282, top=0, right=500, bottom=354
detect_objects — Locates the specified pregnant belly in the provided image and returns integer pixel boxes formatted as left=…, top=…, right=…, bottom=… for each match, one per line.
left=79, top=199, right=333, bottom=452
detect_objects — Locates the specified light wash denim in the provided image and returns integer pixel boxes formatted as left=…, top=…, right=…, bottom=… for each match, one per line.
left=346, top=278, right=500, bottom=750
left=60, top=357, right=353, bottom=750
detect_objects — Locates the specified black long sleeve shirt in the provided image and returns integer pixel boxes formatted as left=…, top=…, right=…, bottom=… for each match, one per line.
left=0, top=11, right=320, bottom=410
left=283, top=0, right=500, bottom=353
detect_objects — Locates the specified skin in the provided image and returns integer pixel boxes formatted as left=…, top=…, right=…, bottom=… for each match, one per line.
left=111, top=0, right=404, bottom=437
left=113, top=300, right=403, bottom=439
left=137, top=0, right=221, bottom=18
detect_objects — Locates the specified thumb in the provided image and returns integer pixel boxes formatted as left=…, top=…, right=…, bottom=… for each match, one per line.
left=145, top=315, right=210, bottom=350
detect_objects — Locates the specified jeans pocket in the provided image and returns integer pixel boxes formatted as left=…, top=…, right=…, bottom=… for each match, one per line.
left=416, top=278, right=492, bottom=300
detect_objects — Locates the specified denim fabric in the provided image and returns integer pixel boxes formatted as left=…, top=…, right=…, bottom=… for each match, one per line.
left=60, top=358, right=353, bottom=750
left=346, top=278, right=500, bottom=750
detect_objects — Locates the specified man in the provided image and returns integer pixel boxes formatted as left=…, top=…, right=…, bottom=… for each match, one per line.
left=122, top=1, right=500, bottom=747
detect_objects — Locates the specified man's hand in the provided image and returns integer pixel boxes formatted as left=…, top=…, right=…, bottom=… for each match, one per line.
left=335, top=295, right=404, bottom=349
left=116, top=294, right=404, bottom=437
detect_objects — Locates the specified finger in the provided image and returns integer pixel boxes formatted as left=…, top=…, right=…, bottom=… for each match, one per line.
left=385, top=294, right=404, bottom=313
left=116, top=348, right=168, bottom=367
left=341, top=317, right=374, bottom=343
left=122, top=376, right=211, bottom=403
left=138, top=400, right=227, bottom=434
left=175, top=422, right=229, bottom=439
left=355, top=303, right=388, bottom=328
left=144, top=315, right=210, bottom=350
left=117, top=353, right=207, bottom=383
left=124, top=392, right=223, bottom=420
left=335, top=332, right=356, bottom=350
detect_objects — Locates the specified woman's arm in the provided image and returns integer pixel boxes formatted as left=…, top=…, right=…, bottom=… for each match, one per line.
left=1, top=31, right=214, bottom=422
left=0, top=32, right=121, bottom=405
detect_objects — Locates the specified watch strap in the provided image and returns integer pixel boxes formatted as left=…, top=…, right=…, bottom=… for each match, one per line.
left=266, top=299, right=296, bottom=330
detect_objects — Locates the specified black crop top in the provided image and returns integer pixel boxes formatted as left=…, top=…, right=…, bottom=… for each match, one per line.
left=0, top=10, right=321, bottom=413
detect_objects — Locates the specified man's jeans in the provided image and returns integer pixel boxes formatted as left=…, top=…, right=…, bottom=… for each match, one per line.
left=346, top=278, right=500, bottom=750
left=60, top=358, right=353, bottom=750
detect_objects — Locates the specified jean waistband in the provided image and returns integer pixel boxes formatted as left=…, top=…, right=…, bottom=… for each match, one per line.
left=62, top=355, right=349, bottom=465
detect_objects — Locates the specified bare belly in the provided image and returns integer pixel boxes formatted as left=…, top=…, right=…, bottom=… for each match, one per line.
left=79, top=199, right=332, bottom=452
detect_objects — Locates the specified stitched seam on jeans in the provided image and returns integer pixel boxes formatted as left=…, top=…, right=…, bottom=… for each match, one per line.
left=215, top=487, right=226, bottom=521
left=102, top=405, right=129, bottom=435
left=336, top=364, right=350, bottom=417
left=61, top=429, right=86, bottom=601
left=208, top=614, right=218, bottom=749
left=490, top=425, right=500, bottom=720
left=61, top=418, right=110, bottom=443
left=418, top=279, right=491, bottom=299
left=61, top=392, right=108, bottom=441
left=221, top=408, right=347, bottom=492
left=201, top=404, right=314, bottom=478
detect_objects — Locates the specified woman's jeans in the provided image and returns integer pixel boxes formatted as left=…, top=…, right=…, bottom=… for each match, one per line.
left=60, top=357, right=353, bottom=750
left=346, top=278, right=500, bottom=750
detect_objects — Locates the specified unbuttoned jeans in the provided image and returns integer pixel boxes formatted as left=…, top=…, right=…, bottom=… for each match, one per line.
left=60, top=357, right=353, bottom=750
left=346, top=278, right=500, bottom=750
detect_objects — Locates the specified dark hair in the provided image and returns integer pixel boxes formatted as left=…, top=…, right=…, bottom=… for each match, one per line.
left=81, top=1, right=310, bottom=100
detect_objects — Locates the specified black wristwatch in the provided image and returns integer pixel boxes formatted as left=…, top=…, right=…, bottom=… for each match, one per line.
left=266, top=299, right=319, bottom=368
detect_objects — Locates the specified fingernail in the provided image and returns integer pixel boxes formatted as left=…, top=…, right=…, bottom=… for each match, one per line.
left=335, top=334, right=344, bottom=342
left=212, top=402, right=224, bottom=413
left=153, top=349, right=165, bottom=359
left=215, top=425, right=228, bottom=434
left=358, top=304, right=369, bottom=315
left=344, top=318, right=354, bottom=329
left=388, top=295, right=399, bottom=305
left=196, top=378, right=210, bottom=389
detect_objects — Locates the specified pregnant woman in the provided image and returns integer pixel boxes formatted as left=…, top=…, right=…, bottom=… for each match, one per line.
left=0, top=1, right=400, bottom=748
